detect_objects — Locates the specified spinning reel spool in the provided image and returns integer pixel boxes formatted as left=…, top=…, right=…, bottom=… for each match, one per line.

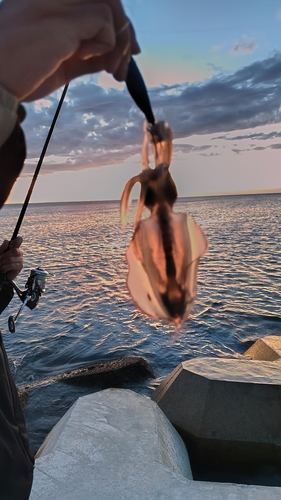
left=8, top=268, right=48, bottom=333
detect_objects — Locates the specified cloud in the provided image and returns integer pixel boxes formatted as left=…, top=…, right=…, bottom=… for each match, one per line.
left=160, top=53, right=281, bottom=139
left=173, top=144, right=211, bottom=154
left=199, top=152, right=220, bottom=157
left=214, top=130, right=281, bottom=141
left=250, top=143, right=281, bottom=151
left=23, top=82, right=144, bottom=174
left=22, top=52, right=281, bottom=174
left=231, top=36, right=258, bottom=55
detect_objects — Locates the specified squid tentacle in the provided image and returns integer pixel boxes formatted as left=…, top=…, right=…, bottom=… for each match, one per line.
left=134, top=182, right=148, bottom=228
left=142, top=121, right=150, bottom=170
left=150, top=121, right=173, bottom=167
left=120, top=174, right=141, bottom=228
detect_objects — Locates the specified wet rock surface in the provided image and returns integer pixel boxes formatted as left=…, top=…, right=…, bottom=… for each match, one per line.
left=153, top=355, right=281, bottom=487
left=245, top=335, right=281, bottom=361
left=18, top=356, right=155, bottom=453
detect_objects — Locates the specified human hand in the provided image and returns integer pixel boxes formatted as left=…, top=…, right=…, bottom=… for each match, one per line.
left=0, top=237, right=23, bottom=281
left=0, top=0, right=140, bottom=101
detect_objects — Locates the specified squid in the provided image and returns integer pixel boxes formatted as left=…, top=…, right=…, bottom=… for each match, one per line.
left=120, top=121, right=208, bottom=326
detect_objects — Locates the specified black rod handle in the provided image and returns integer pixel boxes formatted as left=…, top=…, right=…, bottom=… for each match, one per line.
left=126, top=58, right=155, bottom=125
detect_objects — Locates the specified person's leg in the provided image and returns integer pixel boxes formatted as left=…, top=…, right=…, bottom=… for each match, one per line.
left=0, top=332, right=34, bottom=500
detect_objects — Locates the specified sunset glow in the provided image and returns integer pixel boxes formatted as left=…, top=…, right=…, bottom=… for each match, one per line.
left=9, top=0, right=281, bottom=203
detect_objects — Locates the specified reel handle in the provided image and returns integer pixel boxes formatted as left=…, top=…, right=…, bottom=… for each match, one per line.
left=6, top=267, right=49, bottom=333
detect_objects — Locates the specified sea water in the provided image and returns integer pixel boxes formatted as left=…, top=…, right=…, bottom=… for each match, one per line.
left=0, top=194, right=281, bottom=452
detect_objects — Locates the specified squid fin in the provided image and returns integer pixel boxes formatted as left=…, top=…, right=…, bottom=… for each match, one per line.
left=126, top=239, right=170, bottom=321
left=186, top=214, right=208, bottom=263
left=126, top=212, right=208, bottom=325
left=181, top=215, right=208, bottom=321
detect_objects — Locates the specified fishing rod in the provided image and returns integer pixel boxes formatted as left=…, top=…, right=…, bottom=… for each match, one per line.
left=125, top=57, right=155, bottom=125
left=4, top=57, right=154, bottom=333
left=4, top=84, right=69, bottom=332
left=12, top=84, right=69, bottom=240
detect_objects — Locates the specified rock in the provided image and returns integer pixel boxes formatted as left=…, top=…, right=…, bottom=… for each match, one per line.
left=20, top=356, right=155, bottom=453
left=17, top=386, right=29, bottom=408
left=18, top=356, right=155, bottom=409
left=152, top=357, right=281, bottom=481
left=29, top=388, right=281, bottom=499
left=30, top=389, right=193, bottom=499
left=57, top=356, right=155, bottom=386
left=245, top=335, right=281, bottom=361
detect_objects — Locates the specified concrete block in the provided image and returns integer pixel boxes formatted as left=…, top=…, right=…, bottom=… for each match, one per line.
left=245, top=335, right=281, bottom=361
left=29, top=388, right=281, bottom=499
left=152, top=357, right=281, bottom=466
left=30, top=389, right=192, bottom=499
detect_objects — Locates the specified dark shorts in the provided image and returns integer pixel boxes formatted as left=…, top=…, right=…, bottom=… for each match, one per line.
left=0, top=333, right=34, bottom=500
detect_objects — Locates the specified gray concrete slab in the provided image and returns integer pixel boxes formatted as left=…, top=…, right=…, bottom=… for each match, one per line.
left=29, top=388, right=281, bottom=499
left=153, top=357, right=281, bottom=467
left=245, top=335, right=281, bottom=361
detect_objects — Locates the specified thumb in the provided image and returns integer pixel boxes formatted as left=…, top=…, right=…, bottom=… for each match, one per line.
left=9, top=236, right=23, bottom=249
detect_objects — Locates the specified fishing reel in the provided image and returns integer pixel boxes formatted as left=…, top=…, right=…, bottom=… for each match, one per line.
left=8, top=267, right=48, bottom=333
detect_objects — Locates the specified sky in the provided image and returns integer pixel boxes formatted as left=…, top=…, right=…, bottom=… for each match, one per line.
left=8, top=0, right=281, bottom=203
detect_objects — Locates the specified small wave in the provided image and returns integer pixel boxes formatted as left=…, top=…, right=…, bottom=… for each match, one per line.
left=219, top=307, right=281, bottom=323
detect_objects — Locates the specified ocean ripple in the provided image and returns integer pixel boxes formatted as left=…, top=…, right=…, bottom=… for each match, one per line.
left=0, top=194, right=280, bottom=451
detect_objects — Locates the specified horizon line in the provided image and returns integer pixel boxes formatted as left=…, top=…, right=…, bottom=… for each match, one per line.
left=6, top=188, right=281, bottom=205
